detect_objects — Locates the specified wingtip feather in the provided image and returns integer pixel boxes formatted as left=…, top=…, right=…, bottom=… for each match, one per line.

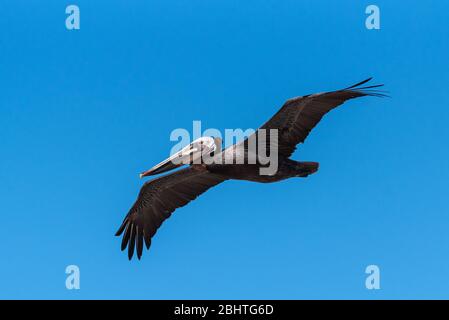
left=344, top=77, right=373, bottom=90
left=127, top=224, right=136, bottom=260
left=115, top=218, right=128, bottom=236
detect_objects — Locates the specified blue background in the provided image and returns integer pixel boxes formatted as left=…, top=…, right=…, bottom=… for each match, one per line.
left=1, top=0, right=448, bottom=299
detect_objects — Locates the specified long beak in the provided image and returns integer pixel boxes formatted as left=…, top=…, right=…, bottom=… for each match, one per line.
left=139, top=147, right=198, bottom=178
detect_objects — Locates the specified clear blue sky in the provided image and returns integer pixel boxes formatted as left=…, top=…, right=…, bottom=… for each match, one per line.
left=1, top=0, right=448, bottom=299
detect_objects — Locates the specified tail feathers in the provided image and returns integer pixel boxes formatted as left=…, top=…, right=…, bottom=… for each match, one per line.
left=297, top=162, right=319, bottom=177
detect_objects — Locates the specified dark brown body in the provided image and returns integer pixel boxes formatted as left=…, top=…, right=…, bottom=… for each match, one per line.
left=207, top=159, right=319, bottom=183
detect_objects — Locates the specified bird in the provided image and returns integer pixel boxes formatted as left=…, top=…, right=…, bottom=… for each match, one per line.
left=115, top=78, right=386, bottom=260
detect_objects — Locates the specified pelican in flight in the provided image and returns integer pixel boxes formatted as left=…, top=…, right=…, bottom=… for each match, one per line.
left=116, top=78, right=386, bottom=259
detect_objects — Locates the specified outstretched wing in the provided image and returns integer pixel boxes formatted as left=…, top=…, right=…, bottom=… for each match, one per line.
left=252, top=78, right=386, bottom=158
left=115, top=165, right=226, bottom=260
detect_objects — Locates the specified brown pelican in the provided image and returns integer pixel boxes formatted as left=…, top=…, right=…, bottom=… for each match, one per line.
left=116, top=78, right=386, bottom=259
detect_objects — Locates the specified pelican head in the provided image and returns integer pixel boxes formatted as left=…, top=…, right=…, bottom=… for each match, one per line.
left=140, top=136, right=222, bottom=178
